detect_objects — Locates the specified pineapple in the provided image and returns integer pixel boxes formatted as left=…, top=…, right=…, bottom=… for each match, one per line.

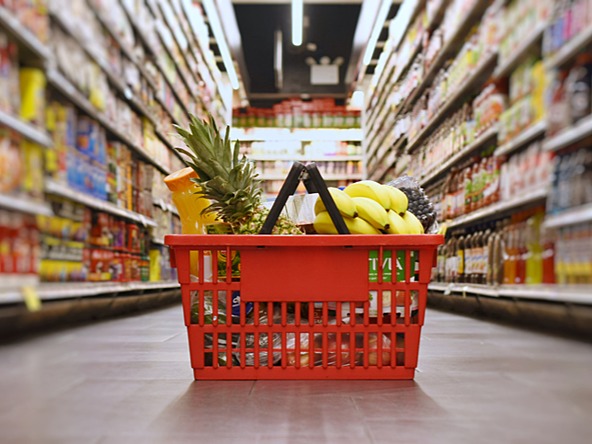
left=175, top=114, right=302, bottom=235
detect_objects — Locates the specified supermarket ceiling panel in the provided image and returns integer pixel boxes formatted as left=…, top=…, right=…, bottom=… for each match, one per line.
left=230, top=1, right=399, bottom=106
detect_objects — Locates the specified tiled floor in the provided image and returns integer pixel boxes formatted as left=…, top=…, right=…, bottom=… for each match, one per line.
left=1, top=305, right=591, bottom=444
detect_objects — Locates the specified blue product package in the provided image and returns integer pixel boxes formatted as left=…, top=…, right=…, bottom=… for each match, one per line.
left=231, top=291, right=253, bottom=319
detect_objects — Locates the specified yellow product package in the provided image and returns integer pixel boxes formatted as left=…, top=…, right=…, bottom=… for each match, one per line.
left=19, top=68, right=46, bottom=126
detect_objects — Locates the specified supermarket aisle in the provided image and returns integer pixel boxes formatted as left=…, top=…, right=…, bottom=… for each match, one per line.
left=1, top=306, right=591, bottom=444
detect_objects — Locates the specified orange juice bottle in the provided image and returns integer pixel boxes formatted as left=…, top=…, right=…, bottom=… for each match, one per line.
left=164, top=167, right=217, bottom=277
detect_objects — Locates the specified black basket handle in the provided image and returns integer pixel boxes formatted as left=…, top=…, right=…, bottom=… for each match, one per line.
left=259, top=162, right=349, bottom=234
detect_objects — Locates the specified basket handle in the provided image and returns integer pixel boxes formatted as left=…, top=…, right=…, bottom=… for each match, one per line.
left=259, top=162, right=349, bottom=234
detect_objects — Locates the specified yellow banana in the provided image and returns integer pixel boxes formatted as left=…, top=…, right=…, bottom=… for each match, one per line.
left=313, top=211, right=380, bottom=234
left=386, top=210, right=409, bottom=234
left=314, top=187, right=358, bottom=219
left=347, top=217, right=382, bottom=234
left=402, top=211, right=425, bottom=234
left=382, top=185, right=408, bottom=214
left=351, top=197, right=389, bottom=231
left=344, top=180, right=391, bottom=209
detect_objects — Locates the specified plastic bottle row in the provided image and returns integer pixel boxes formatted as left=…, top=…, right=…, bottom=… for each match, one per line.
left=435, top=208, right=555, bottom=286
left=435, top=207, right=592, bottom=287
left=439, top=141, right=552, bottom=221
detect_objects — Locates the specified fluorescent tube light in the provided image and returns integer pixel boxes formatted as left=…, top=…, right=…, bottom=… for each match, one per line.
left=292, top=0, right=303, bottom=46
left=362, top=0, right=391, bottom=66
left=202, top=0, right=240, bottom=90
left=275, top=30, right=283, bottom=89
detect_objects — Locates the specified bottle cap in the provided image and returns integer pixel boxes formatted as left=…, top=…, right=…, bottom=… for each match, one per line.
left=164, top=167, right=198, bottom=192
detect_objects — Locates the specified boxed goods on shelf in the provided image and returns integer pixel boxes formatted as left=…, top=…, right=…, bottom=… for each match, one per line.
left=0, top=130, right=44, bottom=199
left=497, top=0, right=552, bottom=65
left=0, top=209, right=39, bottom=275
left=2, top=0, right=49, bottom=43
left=543, top=0, right=592, bottom=57
left=498, top=58, right=547, bottom=144
left=0, top=31, right=19, bottom=115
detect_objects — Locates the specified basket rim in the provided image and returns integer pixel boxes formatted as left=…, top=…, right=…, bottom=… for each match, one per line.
left=164, top=234, right=444, bottom=248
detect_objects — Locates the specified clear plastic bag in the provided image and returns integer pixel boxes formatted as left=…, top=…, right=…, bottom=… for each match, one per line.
left=284, top=317, right=396, bottom=367
left=239, top=307, right=284, bottom=367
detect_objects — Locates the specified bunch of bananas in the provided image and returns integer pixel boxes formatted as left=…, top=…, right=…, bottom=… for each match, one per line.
left=313, top=180, right=425, bottom=235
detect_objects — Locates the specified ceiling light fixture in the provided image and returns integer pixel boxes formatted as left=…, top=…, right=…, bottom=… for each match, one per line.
left=274, top=30, right=283, bottom=89
left=362, top=0, right=391, bottom=66
left=292, top=0, right=303, bottom=46
left=202, top=0, right=240, bottom=90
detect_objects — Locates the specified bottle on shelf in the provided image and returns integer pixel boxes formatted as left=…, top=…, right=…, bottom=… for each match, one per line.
left=566, top=52, right=592, bottom=124
left=502, top=223, right=516, bottom=285
left=525, top=213, right=544, bottom=285
left=457, top=231, right=467, bottom=284
left=515, top=222, right=527, bottom=285
left=541, top=225, right=556, bottom=284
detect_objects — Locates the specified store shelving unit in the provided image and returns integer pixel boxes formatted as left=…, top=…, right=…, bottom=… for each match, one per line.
left=544, top=203, right=592, bottom=229
left=0, top=281, right=180, bottom=305
left=420, top=125, right=498, bottom=187
left=45, top=179, right=158, bottom=228
left=0, top=193, right=53, bottom=217
left=250, top=155, right=363, bottom=162
left=400, top=0, right=490, bottom=114
left=445, top=187, right=548, bottom=229
left=542, top=114, right=592, bottom=153
left=365, top=0, right=492, bottom=179
left=495, top=121, right=547, bottom=157
left=231, top=128, right=363, bottom=142
left=428, top=282, right=592, bottom=305
left=0, top=7, right=51, bottom=61
left=118, top=1, right=192, bottom=122
left=0, top=2, right=238, bottom=315
left=545, top=24, right=592, bottom=69
left=45, top=69, right=172, bottom=176
left=0, top=109, right=52, bottom=147
left=493, top=22, right=546, bottom=80
left=259, top=173, right=364, bottom=182
left=234, top=127, right=364, bottom=198
left=365, top=0, right=590, bottom=309
left=406, top=50, right=498, bottom=155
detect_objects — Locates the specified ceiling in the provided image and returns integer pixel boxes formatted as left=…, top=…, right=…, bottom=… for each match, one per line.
left=215, top=1, right=400, bottom=108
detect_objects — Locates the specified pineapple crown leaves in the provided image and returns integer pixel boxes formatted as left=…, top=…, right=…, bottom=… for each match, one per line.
left=173, top=113, right=263, bottom=225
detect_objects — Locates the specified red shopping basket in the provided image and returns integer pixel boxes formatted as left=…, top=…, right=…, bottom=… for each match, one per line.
left=165, top=163, right=443, bottom=380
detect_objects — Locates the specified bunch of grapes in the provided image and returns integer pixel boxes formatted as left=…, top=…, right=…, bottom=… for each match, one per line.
left=398, top=187, right=437, bottom=232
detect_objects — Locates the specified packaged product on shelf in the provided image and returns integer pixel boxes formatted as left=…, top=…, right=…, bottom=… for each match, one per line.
left=0, top=210, right=39, bottom=276
left=554, top=223, right=592, bottom=285
left=499, top=58, right=547, bottom=144
left=0, top=129, right=23, bottom=194
left=19, top=68, right=46, bottom=126
left=566, top=53, right=592, bottom=124
left=0, top=32, right=19, bottom=115
left=547, top=146, right=592, bottom=214
left=544, top=0, right=592, bottom=56
left=436, top=208, right=549, bottom=286
left=5, top=0, right=49, bottom=43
